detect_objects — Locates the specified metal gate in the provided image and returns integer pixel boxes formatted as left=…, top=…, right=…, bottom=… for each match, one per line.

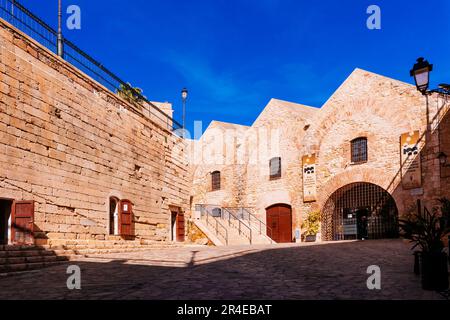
left=321, top=183, right=399, bottom=241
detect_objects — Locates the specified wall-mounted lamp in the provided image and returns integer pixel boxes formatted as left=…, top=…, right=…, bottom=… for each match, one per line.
left=410, top=57, right=449, bottom=96
left=437, top=152, right=450, bottom=167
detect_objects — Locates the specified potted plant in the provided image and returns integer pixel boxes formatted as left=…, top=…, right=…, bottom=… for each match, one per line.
left=399, top=198, right=450, bottom=291
left=302, top=211, right=320, bottom=242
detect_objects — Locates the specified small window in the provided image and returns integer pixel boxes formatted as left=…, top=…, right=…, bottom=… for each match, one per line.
left=351, top=137, right=368, bottom=163
left=269, top=157, right=282, bottom=180
left=211, top=208, right=222, bottom=217
left=211, top=171, right=221, bottom=191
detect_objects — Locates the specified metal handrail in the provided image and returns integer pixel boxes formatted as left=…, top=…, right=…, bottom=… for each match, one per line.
left=222, top=208, right=252, bottom=244
left=0, top=0, right=182, bottom=132
left=240, top=207, right=275, bottom=244
left=200, top=206, right=228, bottom=245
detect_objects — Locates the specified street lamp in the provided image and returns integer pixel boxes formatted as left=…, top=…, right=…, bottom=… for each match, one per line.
left=410, top=57, right=449, bottom=96
left=181, top=88, right=188, bottom=133
left=410, top=57, right=433, bottom=95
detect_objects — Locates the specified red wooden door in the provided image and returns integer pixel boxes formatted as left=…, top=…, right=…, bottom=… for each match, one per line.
left=278, top=205, right=292, bottom=243
left=11, top=201, right=34, bottom=245
left=266, top=204, right=292, bottom=243
left=176, top=213, right=185, bottom=242
left=266, top=208, right=279, bottom=241
left=119, top=200, right=134, bottom=238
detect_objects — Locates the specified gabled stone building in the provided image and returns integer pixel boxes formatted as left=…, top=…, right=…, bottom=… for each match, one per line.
left=1, top=10, right=449, bottom=248
left=189, top=68, right=450, bottom=243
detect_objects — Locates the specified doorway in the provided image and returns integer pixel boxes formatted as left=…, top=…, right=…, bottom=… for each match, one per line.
left=109, top=197, right=119, bottom=235
left=0, top=200, right=12, bottom=245
left=342, top=207, right=369, bottom=240
left=356, top=208, right=369, bottom=240
left=266, top=204, right=293, bottom=243
left=171, top=210, right=185, bottom=242
left=171, top=212, right=177, bottom=242
left=322, top=182, right=399, bottom=241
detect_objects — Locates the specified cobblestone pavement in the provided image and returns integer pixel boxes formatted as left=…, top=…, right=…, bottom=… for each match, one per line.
left=0, top=240, right=446, bottom=300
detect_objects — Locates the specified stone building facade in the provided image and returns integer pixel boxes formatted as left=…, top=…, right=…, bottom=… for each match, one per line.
left=1, top=15, right=449, bottom=247
left=0, top=19, right=190, bottom=246
left=189, top=68, right=450, bottom=243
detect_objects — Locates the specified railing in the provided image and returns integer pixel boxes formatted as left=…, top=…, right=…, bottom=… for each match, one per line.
left=200, top=206, right=228, bottom=245
left=228, top=207, right=275, bottom=244
left=0, top=0, right=182, bottom=132
left=222, top=208, right=252, bottom=244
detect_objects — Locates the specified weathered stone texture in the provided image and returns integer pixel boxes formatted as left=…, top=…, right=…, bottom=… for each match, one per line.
left=190, top=68, right=450, bottom=240
left=0, top=20, right=189, bottom=244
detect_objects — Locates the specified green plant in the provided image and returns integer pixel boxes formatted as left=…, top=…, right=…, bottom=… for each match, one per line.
left=302, top=210, right=320, bottom=236
left=399, top=198, right=450, bottom=253
left=117, top=82, right=146, bottom=106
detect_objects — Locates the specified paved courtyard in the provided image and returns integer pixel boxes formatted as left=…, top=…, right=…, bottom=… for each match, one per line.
left=0, top=240, right=447, bottom=300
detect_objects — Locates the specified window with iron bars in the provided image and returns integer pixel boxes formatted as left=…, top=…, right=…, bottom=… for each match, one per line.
left=269, top=157, right=282, bottom=180
left=211, top=171, right=221, bottom=191
left=351, top=137, right=368, bottom=163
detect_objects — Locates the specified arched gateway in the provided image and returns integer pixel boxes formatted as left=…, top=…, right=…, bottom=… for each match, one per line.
left=321, top=182, right=399, bottom=241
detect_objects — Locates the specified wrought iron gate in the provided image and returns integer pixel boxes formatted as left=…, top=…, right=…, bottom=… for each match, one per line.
left=321, top=183, right=399, bottom=241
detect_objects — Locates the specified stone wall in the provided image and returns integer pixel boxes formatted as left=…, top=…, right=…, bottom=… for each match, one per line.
left=189, top=68, right=450, bottom=241
left=0, top=19, right=190, bottom=245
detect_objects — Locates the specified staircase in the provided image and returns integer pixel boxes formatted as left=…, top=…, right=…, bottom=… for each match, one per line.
left=0, top=245, right=69, bottom=274
left=194, top=205, right=274, bottom=246
left=0, top=241, right=183, bottom=275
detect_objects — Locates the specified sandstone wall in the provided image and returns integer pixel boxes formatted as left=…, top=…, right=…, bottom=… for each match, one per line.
left=299, top=69, right=449, bottom=234
left=0, top=20, right=190, bottom=244
left=189, top=68, right=450, bottom=241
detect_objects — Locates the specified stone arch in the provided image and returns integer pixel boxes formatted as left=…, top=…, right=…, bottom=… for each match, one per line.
left=321, top=182, right=399, bottom=241
left=256, top=189, right=291, bottom=213
left=317, top=167, right=397, bottom=209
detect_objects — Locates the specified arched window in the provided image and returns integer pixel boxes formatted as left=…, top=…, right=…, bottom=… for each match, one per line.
left=351, top=137, right=368, bottom=163
left=211, top=171, right=221, bottom=191
left=109, top=197, right=119, bottom=235
left=269, top=157, right=282, bottom=180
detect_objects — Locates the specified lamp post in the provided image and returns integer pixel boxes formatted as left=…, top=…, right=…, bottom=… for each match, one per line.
left=57, top=0, right=63, bottom=57
left=181, top=88, right=188, bottom=135
left=411, top=58, right=450, bottom=176
left=410, top=57, right=450, bottom=96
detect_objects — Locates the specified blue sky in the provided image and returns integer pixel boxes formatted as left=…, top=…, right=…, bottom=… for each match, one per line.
left=19, top=0, right=450, bottom=133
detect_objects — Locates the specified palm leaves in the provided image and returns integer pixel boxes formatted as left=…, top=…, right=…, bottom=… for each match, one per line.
left=399, top=198, right=450, bottom=253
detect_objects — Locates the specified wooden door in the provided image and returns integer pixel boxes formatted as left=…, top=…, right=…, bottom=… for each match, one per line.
left=266, top=204, right=292, bottom=243
left=176, top=213, right=185, bottom=242
left=266, top=208, right=279, bottom=241
left=119, top=199, right=134, bottom=238
left=11, top=200, right=34, bottom=245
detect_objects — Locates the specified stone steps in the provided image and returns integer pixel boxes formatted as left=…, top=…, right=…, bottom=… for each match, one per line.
left=200, top=216, right=272, bottom=246
left=0, top=247, right=70, bottom=274
left=0, top=259, right=69, bottom=274
left=0, top=241, right=182, bottom=274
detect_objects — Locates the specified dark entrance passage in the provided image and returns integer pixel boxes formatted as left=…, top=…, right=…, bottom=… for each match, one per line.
left=322, top=183, right=399, bottom=241
left=171, top=210, right=185, bottom=242
left=266, top=204, right=292, bottom=243
left=0, top=200, right=12, bottom=245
